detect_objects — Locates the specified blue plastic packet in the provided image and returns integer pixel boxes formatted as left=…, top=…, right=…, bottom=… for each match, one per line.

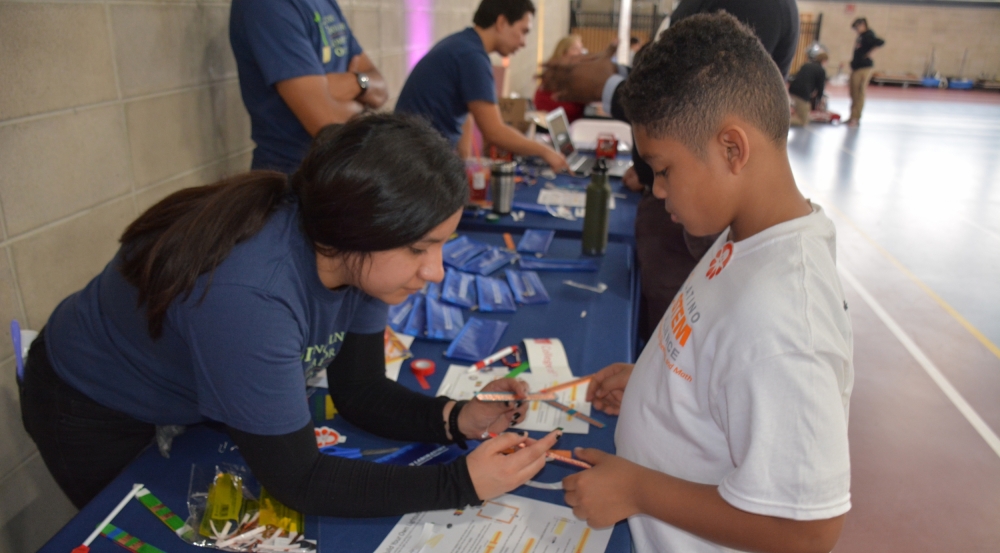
left=476, top=275, right=517, bottom=313
left=516, top=229, right=555, bottom=255
left=402, top=294, right=427, bottom=337
left=445, top=317, right=510, bottom=363
left=505, top=269, right=551, bottom=305
left=443, top=235, right=490, bottom=268
left=425, top=296, right=464, bottom=341
left=519, top=257, right=599, bottom=272
left=441, top=268, right=477, bottom=308
left=461, top=247, right=518, bottom=275
left=424, top=280, right=442, bottom=300
left=388, top=294, right=418, bottom=332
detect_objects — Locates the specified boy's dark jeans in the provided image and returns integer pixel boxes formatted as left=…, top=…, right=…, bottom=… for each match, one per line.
left=18, top=330, right=154, bottom=509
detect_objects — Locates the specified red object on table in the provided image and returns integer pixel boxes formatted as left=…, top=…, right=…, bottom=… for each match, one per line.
left=411, top=359, right=435, bottom=390
left=595, top=133, right=618, bottom=160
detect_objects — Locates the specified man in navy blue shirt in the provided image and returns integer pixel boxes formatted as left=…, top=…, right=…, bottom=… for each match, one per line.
left=395, top=0, right=567, bottom=172
left=230, top=0, right=388, bottom=173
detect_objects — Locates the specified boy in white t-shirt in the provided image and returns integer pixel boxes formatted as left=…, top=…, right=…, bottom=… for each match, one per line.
left=562, top=13, right=854, bottom=553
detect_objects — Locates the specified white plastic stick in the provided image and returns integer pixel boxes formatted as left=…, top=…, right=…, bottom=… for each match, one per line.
left=81, top=483, right=144, bottom=547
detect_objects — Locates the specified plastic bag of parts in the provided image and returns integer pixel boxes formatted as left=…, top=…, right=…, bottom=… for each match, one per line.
left=516, top=229, right=555, bottom=255
left=518, top=257, right=598, bottom=272
left=445, top=317, right=510, bottom=362
left=185, top=463, right=315, bottom=552
left=402, top=294, right=427, bottom=337
left=505, top=269, right=551, bottom=305
left=475, top=275, right=517, bottom=313
left=440, top=268, right=477, bottom=308
left=424, top=280, right=442, bottom=301
left=461, top=247, right=518, bottom=275
left=388, top=294, right=418, bottom=333
left=425, top=296, right=464, bottom=341
left=443, top=236, right=490, bottom=268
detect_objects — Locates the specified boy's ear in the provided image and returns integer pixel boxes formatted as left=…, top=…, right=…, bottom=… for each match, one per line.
left=718, top=125, right=750, bottom=175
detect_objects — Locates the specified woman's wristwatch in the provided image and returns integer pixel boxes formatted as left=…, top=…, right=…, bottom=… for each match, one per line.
left=355, top=72, right=369, bottom=99
left=449, top=400, right=469, bottom=450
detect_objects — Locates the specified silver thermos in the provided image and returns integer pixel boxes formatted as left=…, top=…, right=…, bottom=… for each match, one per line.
left=491, top=162, right=516, bottom=215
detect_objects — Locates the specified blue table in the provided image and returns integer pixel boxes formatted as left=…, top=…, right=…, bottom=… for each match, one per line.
left=40, top=233, right=637, bottom=553
left=459, top=172, right=640, bottom=245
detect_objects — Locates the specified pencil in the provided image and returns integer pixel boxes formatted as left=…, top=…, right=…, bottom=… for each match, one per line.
left=543, top=399, right=605, bottom=428
left=503, top=233, right=516, bottom=250
left=539, top=375, right=592, bottom=394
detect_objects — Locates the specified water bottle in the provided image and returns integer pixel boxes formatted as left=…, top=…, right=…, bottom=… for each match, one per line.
left=491, top=162, right=516, bottom=215
left=582, top=159, right=611, bottom=256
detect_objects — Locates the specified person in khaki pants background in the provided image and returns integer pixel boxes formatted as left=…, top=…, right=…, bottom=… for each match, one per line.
left=847, top=17, right=884, bottom=126
left=789, top=51, right=828, bottom=127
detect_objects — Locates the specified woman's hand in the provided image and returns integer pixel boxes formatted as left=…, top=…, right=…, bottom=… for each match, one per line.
left=563, top=447, right=645, bottom=528
left=585, top=363, right=634, bottom=415
left=458, top=378, right=531, bottom=439
left=467, top=430, right=562, bottom=500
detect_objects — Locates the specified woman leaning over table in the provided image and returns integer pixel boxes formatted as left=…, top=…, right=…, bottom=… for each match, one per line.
left=19, top=113, right=558, bottom=513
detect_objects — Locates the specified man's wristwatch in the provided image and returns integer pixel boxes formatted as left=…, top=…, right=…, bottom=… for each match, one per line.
left=355, top=72, right=369, bottom=98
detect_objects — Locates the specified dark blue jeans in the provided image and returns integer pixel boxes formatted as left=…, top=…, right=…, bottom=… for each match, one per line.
left=18, top=330, right=155, bottom=508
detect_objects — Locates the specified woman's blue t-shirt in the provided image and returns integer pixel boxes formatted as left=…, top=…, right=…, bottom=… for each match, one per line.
left=45, top=200, right=387, bottom=435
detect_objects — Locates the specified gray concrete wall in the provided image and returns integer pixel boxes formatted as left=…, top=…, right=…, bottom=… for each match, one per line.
left=0, top=0, right=568, bottom=551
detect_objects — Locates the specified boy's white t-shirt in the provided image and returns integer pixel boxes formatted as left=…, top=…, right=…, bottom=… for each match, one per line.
left=616, top=204, right=854, bottom=553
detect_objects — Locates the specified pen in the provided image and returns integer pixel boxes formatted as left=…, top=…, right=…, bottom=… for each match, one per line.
left=469, top=345, right=519, bottom=372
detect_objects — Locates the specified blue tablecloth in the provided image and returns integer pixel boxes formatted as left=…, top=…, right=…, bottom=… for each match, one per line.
left=459, top=172, right=640, bottom=245
left=39, top=233, right=637, bottom=553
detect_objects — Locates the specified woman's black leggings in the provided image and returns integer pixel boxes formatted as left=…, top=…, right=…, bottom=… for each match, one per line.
left=18, top=330, right=155, bottom=509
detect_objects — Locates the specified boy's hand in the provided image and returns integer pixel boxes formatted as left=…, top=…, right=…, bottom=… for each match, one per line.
left=586, top=363, right=634, bottom=415
left=563, top=447, right=644, bottom=528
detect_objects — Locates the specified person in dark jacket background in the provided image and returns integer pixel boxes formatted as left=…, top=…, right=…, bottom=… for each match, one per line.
left=847, top=17, right=885, bottom=126
left=789, top=51, right=828, bottom=127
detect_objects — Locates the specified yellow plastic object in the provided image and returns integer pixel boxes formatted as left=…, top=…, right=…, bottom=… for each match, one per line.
left=325, top=395, right=336, bottom=420
left=258, top=488, right=304, bottom=535
left=198, top=473, right=244, bottom=538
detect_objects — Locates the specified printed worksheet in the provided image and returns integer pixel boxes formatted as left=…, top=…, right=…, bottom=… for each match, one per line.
left=436, top=365, right=592, bottom=434
left=373, top=494, right=611, bottom=553
left=536, top=189, right=615, bottom=210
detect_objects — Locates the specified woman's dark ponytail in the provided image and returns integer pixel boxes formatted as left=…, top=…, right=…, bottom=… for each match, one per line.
left=119, top=171, right=289, bottom=338
left=120, top=113, right=467, bottom=339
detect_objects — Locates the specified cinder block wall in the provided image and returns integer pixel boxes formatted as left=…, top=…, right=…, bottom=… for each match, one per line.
left=0, top=0, right=565, bottom=551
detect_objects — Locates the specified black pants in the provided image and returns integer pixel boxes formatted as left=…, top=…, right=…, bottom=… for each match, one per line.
left=19, top=330, right=155, bottom=509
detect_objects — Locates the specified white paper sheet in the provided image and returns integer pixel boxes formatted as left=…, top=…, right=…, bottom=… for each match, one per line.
left=372, top=494, right=611, bottom=553
left=385, top=333, right=417, bottom=382
left=536, top=188, right=615, bottom=210
left=436, top=364, right=592, bottom=434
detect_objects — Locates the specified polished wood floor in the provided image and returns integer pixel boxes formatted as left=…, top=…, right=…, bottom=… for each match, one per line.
left=787, top=85, right=1000, bottom=552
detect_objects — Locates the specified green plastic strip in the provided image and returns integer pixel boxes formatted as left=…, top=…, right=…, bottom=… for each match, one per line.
left=101, top=524, right=167, bottom=553
left=135, top=487, right=195, bottom=541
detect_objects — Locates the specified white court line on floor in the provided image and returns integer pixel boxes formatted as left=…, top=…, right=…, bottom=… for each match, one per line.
left=960, top=218, right=1000, bottom=245
left=840, top=267, right=1000, bottom=460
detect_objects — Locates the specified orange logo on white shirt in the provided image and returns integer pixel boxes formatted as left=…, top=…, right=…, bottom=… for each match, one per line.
left=706, top=243, right=733, bottom=280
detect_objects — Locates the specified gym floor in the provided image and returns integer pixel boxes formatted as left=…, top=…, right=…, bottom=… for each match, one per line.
left=787, top=84, right=1000, bottom=551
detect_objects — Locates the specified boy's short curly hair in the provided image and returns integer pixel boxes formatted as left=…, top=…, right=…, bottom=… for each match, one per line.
left=621, top=12, right=789, bottom=153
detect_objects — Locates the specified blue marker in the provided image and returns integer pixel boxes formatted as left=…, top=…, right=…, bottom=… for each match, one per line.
left=11, top=320, right=23, bottom=382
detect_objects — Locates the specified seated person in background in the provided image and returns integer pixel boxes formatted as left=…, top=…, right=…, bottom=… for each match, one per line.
left=533, top=35, right=588, bottom=123
left=230, top=0, right=388, bottom=174
left=395, top=0, right=567, bottom=172
left=789, top=51, right=828, bottom=127
left=563, top=14, right=854, bottom=553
